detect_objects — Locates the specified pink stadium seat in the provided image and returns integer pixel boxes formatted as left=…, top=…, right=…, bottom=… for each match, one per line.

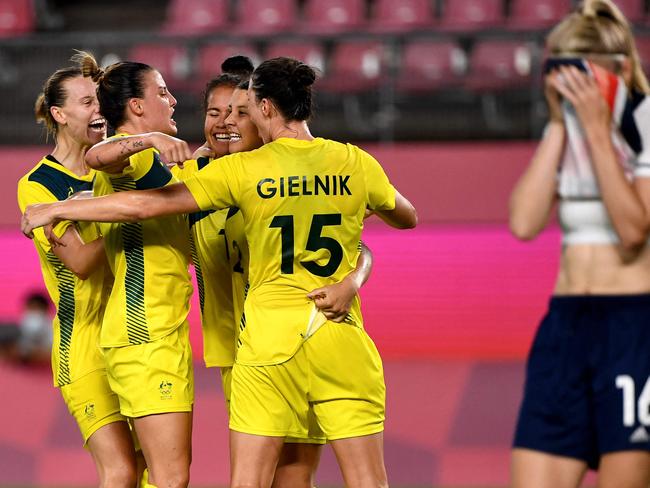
left=302, top=0, right=366, bottom=34
left=162, top=0, right=229, bottom=35
left=507, top=0, right=570, bottom=30
left=397, top=40, right=467, bottom=92
left=465, top=40, right=533, bottom=91
left=265, top=41, right=326, bottom=74
left=439, top=0, right=504, bottom=31
left=0, top=0, right=34, bottom=37
left=371, top=0, right=435, bottom=32
left=234, top=0, right=296, bottom=34
left=196, top=43, right=259, bottom=82
left=128, top=44, right=192, bottom=89
left=319, top=40, right=388, bottom=92
left=635, top=36, right=650, bottom=73
left=613, top=0, right=645, bottom=23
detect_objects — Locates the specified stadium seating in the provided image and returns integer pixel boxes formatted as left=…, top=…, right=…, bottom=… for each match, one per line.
left=612, top=0, right=645, bottom=23
left=302, top=0, right=366, bottom=34
left=196, top=43, right=259, bottom=82
left=397, top=39, right=467, bottom=92
left=439, top=0, right=504, bottom=31
left=465, top=40, right=533, bottom=91
left=507, top=0, right=571, bottom=30
left=0, top=0, right=35, bottom=37
left=235, top=0, right=296, bottom=34
left=634, top=35, right=650, bottom=73
left=162, top=0, right=229, bottom=35
left=319, top=39, right=388, bottom=92
left=370, top=0, right=435, bottom=32
left=128, top=44, right=192, bottom=89
left=265, top=41, right=326, bottom=73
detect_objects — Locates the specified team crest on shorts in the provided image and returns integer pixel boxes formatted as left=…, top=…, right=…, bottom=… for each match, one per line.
left=159, top=380, right=173, bottom=400
left=84, top=403, right=96, bottom=420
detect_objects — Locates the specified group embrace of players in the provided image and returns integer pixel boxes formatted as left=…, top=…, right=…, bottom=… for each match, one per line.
left=19, top=45, right=416, bottom=487
left=18, top=0, right=650, bottom=487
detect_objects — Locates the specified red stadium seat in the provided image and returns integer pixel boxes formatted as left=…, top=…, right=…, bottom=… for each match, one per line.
left=128, top=44, right=192, bottom=90
left=319, top=40, right=388, bottom=92
left=397, top=40, right=467, bottom=92
left=370, top=0, right=435, bottom=32
left=162, top=0, right=229, bottom=35
left=265, top=41, right=326, bottom=74
left=465, top=40, right=533, bottom=91
left=196, top=43, right=259, bottom=82
left=439, top=0, right=504, bottom=31
left=507, top=0, right=570, bottom=30
left=613, top=0, right=645, bottom=23
left=234, top=0, right=296, bottom=34
left=0, top=0, right=35, bottom=37
left=302, top=0, right=366, bottom=34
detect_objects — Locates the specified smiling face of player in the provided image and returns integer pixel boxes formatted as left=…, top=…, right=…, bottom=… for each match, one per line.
left=225, top=87, right=263, bottom=154
left=53, top=75, right=106, bottom=148
left=204, top=84, right=234, bottom=158
left=138, top=70, right=178, bottom=136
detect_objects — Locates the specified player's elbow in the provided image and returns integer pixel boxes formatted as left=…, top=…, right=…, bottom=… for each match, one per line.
left=619, top=228, right=648, bottom=254
left=67, top=262, right=91, bottom=281
left=509, top=214, right=541, bottom=241
left=400, top=209, right=418, bottom=229
left=395, top=202, right=418, bottom=229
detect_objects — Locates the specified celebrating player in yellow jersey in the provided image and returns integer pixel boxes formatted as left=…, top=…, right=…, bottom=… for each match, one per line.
left=73, top=52, right=194, bottom=488
left=224, top=74, right=375, bottom=487
left=22, top=57, right=417, bottom=488
left=17, top=63, right=141, bottom=486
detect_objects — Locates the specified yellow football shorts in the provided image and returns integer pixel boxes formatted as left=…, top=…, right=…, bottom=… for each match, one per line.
left=222, top=365, right=325, bottom=444
left=60, top=368, right=125, bottom=445
left=230, top=321, right=385, bottom=441
left=102, top=321, right=194, bottom=418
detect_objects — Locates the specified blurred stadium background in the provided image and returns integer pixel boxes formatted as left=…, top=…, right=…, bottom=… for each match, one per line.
left=0, top=0, right=638, bottom=486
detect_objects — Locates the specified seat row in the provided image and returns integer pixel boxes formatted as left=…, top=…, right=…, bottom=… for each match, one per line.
left=164, top=0, right=645, bottom=36
left=1, top=0, right=647, bottom=38
left=129, top=38, right=536, bottom=94
left=130, top=33, right=650, bottom=95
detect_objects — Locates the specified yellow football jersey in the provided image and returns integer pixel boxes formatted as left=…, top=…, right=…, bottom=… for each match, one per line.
left=94, top=135, right=192, bottom=347
left=224, top=208, right=249, bottom=357
left=17, top=156, right=109, bottom=387
left=173, top=158, right=237, bottom=367
left=185, top=137, right=396, bottom=365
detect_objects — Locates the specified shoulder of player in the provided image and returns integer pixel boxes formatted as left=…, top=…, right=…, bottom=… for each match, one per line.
left=20, top=157, right=91, bottom=201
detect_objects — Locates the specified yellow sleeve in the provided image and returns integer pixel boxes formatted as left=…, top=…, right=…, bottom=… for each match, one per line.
left=358, top=148, right=396, bottom=211
left=170, top=159, right=199, bottom=181
left=183, top=154, right=241, bottom=211
left=121, top=147, right=157, bottom=180
left=17, top=179, right=74, bottom=251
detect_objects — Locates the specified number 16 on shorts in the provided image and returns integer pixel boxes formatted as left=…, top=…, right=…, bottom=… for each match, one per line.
left=616, top=375, right=650, bottom=427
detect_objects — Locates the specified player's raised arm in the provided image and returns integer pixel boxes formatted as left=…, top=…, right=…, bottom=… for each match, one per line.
left=85, top=132, right=192, bottom=172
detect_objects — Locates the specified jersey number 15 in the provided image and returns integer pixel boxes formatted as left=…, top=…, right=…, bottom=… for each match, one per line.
left=270, top=213, right=343, bottom=277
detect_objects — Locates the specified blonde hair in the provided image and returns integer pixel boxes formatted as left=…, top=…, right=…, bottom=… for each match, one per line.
left=34, top=51, right=104, bottom=139
left=547, top=0, right=649, bottom=93
left=70, top=50, right=105, bottom=83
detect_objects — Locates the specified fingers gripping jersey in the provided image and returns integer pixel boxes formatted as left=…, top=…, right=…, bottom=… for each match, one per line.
left=17, top=156, right=109, bottom=387
left=184, top=138, right=396, bottom=365
left=94, top=135, right=192, bottom=347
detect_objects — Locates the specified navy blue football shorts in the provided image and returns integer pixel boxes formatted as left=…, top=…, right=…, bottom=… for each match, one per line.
left=513, top=294, right=650, bottom=469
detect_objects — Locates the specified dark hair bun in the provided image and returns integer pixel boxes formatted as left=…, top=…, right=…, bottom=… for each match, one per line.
left=221, top=56, right=254, bottom=77
left=292, top=63, right=316, bottom=88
